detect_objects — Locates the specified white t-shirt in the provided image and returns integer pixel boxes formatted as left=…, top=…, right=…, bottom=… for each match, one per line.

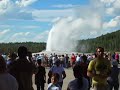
left=47, top=83, right=61, bottom=90
left=68, top=77, right=88, bottom=90
left=76, top=56, right=81, bottom=62
left=0, top=73, right=18, bottom=90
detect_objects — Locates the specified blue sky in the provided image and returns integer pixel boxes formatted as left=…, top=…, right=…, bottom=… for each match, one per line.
left=0, top=0, right=120, bottom=43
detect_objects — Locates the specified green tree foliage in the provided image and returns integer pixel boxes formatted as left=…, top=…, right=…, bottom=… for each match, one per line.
left=76, top=30, right=120, bottom=53
left=0, top=42, right=46, bottom=54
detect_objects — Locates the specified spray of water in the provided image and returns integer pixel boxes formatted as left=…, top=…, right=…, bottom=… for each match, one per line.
left=46, top=2, right=106, bottom=52
left=46, top=14, right=102, bottom=52
left=46, top=21, right=78, bottom=52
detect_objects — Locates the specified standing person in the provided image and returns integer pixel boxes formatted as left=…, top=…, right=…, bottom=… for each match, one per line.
left=2, top=53, right=7, bottom=62
left=71, top=53, right=76, bottom=67
left=107, top=60, right=119, bottom=90
left=76, top=54, right=81, bottom=65
left=65, top=54, right=69, bottom=68
left=67, top=65, right=88, bottom=90
left=47, top=73, right=61, bottom=90
left=112, top=52, right=115, bottom=60
left=80, top=55, right=91, bottom=90
left=87, top=47, right=111, bottom=90
left=60, top=55, right=65, bottom=67
left=11, top=46, right=36, bottom=90
left=48, top=53, right=53, bottom=67
left=7, top=52, right=17, bottom=75
left=115, top=53, right=119, bottom=63
left=48, top=60, right=66, bottom=88
left=0, top=55, right=18, bottom=90
left=35, top=59, right=46, bottom=90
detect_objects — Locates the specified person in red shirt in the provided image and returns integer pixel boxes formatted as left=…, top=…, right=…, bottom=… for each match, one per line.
left=115, top=53, right=119, bottom=63
left=71, top=53, right=76, bottom=67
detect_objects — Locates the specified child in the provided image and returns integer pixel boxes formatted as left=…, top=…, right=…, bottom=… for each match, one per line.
left=47, top=73, right=61, bottom=90
left=35, top=59, right=46, bottom=90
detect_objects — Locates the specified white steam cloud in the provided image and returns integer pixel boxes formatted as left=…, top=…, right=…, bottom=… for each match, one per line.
left=46, top=13, right=102, bottom=52
left=46, top=0, right=120, bottom=52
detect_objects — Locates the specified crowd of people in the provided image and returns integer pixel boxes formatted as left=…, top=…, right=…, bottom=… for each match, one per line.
left=0, top=46, right=120, bottom=90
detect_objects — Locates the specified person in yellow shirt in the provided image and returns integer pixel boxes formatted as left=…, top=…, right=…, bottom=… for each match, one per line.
left=87, top=47, right=111, bottom=90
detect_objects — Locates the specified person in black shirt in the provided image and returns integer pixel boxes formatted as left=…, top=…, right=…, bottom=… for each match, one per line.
left=35, top=59, right=46, bottom=90
left=11, top=46, right=36, bottom=90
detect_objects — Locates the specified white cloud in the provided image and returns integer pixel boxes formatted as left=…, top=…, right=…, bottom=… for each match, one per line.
left=33, top=30, right=49, bottom=42
left=106, top=7, right=114, bottom=15
left=0, top=24, right=12, bottom=28
left=32, top=9, right=74, bottom=22
left=98, top=0, right=120, bottom=16
left=103, top=16, right=120, bottom=29
left=12, top=32, right=30, bottom=38
left=100, top=0, right=115, bottom=7
left=23, top=25, right=40, bottom=29
left=7, top=32, right=31, bottom=42
left=6, top=31, right=49, bottom=43
left=16, top=0, right=38, bottom=7
left=0, top=29, right=10, bottom=36
left=25, top=32, right=30, bottom=36
left=113, top=0, right=120, bottom=8
left=0, top=0, right=14, bottom=15
left=12, top=32, right=23, bottom=38
left=0, top=29, right=11, bottom=42
left=0, top=0, right=34, bottom=20
left=52, top=4, right=79, bottom=8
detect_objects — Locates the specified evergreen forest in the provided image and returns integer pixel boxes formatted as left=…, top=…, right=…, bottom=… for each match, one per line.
left=0, top=42, right=46, bottom=54
left=76, top=30, right=120, bottom=53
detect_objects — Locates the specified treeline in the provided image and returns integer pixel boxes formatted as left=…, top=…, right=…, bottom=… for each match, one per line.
left=0, top=42, right=46, bottom=54
left=76, top=30, right=120, bottom=53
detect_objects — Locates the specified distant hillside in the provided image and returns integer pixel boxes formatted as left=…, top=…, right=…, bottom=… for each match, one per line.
left=0, top=42, right=46, bottom=54
left=76, top=30, right=120, bottom=53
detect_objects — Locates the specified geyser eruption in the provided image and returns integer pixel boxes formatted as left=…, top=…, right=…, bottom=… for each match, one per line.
left=46, top=17, right=78, bottom=52
left=45, top=0, right=117, bottom=52
left=46, top=24, right=77, bottom=52
left=46, top=15, right=102, bottom=52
